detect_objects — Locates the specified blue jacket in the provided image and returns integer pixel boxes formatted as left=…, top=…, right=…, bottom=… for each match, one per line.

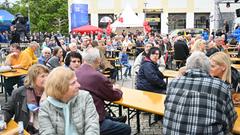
left=201, top=31, right=209, bottom=41
left=232, top=27, right=240, bottom=43
left=136, top=59, right=166, bottom=93
left=38, top=55, right=47, bottom=65
left=119, top=52, right=129, bottom=65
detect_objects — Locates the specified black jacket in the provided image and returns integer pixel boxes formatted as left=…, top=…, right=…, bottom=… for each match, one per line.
left=136, top=60, right=166, bottom=93
left=3, top=86, right=30, bottom=129
left=174, top=40, right=189, bottom=60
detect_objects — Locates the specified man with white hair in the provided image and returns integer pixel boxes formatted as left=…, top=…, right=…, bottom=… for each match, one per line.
left=68, top=42, right=81, bottom=54
left=23, top=41, right=40, bottom=64
left=75, top=48, right=131, bottom=135
left=163, top=51, right=237, bottom=134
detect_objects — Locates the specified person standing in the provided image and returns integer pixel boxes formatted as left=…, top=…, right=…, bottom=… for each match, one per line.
left=224, top=20, right=229, bottom=34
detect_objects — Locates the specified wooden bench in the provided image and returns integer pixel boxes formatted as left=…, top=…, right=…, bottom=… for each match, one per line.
left=113, top=87, right=240, bottom=134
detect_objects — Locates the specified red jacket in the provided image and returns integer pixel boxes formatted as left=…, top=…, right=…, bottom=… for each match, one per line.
left=75, top=64, right=122, bottom=122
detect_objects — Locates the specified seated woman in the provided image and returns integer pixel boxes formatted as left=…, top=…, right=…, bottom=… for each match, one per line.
left=209, top=52, right=232, bottom=87
left=64, top=51, right=82, bottom=71
left=209, top=51, right=240, bottom=104
left=2, top=64, right=49, bottom=134
left=39, top=67, right=99, bottom=134
left=46, top=46, right=63, bottom=70
left=38, top=47, right=51, bottom=65
left=136, top=47, right=166, bottom=94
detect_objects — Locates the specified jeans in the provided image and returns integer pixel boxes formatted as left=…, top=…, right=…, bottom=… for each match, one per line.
left=123, top=63, right=131, bottom=77
left=100, top=119, right=131, bottom=135
left=4, top=76, right=24, bottom=96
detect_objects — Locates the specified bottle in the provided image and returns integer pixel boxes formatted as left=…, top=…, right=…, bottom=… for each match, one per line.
left=18, top=121, right=24, bottom=135
left=0, top=105, right=6, bottom=131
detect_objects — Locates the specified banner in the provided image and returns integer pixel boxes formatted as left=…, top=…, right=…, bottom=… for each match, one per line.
left=71, top=4, right=88, bottom=30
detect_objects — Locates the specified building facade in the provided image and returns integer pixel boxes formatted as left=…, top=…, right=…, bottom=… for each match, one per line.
left=68, top=0, right=240, bottom=34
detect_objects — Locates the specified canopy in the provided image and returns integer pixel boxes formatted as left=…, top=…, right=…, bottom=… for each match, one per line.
left=111, top=5, right=144, bottom=34
left=0, top=10, right=14, bottom=31
left=72, top=25, right=102, bottom=34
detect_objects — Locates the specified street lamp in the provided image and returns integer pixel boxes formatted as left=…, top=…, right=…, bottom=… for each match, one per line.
left=27, top=0, right=31, bottom=34
left=144, top=2, right=148, bottom=19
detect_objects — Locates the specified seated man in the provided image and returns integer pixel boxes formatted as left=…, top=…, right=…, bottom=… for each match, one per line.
left=76, top=48, right=131, bottom=135
left=23, top=41, right=40, bottom=64
left=4, top=43, right=32, bottom=95
left=163, top=51, right=237, bottom=134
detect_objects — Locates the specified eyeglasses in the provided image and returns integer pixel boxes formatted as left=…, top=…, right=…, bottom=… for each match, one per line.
left=152, top=53, right=160, bottom=55
left=71, top=60, right=81, bottom=63
left=44, top=52, right=51, bottom=54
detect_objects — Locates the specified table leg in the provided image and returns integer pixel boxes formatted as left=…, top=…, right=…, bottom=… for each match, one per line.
left=136, top=110, right=140, bottom=133
left=0, top=76, right=3, bottom=93
left=118, top=105, right=122, bottom=116
left=3, top=76, right=7, bottom=102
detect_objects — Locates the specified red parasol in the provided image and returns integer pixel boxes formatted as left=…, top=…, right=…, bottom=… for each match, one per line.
left=72, top=25, right=103, bottom=34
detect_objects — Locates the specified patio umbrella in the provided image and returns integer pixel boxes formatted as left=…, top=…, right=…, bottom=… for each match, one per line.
left=0, top=10, right=14, bottom=31
left=72, top=25, right=102, bottom=34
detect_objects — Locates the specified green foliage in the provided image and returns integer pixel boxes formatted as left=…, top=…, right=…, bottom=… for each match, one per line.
left=2, top=0, right=68, bottom=34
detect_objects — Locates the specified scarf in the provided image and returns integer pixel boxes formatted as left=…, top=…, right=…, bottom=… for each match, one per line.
left=47, top=95, right=78, bottom=135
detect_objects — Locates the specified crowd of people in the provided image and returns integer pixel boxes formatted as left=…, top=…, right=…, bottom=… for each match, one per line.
left=0, top=24, right=240, bottom=134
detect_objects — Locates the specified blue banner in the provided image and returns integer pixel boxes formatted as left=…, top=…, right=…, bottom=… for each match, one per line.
left=71, top=4, right=88, bottom=30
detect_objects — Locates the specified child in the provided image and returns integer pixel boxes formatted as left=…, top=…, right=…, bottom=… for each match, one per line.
left=119, top=46, right=131, bottom=79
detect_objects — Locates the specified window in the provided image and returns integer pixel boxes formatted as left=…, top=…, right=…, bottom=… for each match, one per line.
left=168, top=13, right=186, bottom=32
left=194, top=13, right=210, bottom=29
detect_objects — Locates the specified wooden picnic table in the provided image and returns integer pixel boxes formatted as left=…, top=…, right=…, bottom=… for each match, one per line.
left=0, top=69, right=28, bottom=101
left=113, top=87, right=240, bottom=134
left=0, top=119, right=30, bottom=135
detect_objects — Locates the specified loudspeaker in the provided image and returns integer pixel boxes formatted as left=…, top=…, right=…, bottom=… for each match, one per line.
left=236, top=8, right=240, bottom=17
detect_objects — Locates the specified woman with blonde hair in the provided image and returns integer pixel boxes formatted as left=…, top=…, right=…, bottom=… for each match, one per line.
left=209, top=52, right=231, bottom=84
left=2, top=64, right=49, bottom=134
left=39, top=67, right=99, bottom=135
left=191, top=39, right=206, bottom=53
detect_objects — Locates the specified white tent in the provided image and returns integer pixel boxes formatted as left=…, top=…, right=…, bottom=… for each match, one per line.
left=111, top=5, right=144, bottom=34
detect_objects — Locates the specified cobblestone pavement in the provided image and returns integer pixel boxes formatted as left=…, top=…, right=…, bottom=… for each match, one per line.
left=115, top=75, right=163, bottom=135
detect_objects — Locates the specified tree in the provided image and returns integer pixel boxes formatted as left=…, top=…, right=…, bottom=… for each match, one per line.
left=2, top=0, right=68, bottom=34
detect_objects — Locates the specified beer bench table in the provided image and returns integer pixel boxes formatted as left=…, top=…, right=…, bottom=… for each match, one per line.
left=162, top=70, right=179, bottom=84
left=113, top=87, right=165, bottom=133
left=0, top=69, right=28, bottom=102
left=113, top=87, right=240, bottom=134
left=0, top=119, right=30, bottom=135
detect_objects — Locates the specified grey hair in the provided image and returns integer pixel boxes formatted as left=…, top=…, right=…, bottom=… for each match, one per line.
left=186, top=51, right=210, bottom=73
left=42, top=47, right=51, bottom=53
left=69, top=42, right=77, bottom=48
left=83, top=48, right=100, bottom=65
left=29, top=41, right=40, bottom=48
